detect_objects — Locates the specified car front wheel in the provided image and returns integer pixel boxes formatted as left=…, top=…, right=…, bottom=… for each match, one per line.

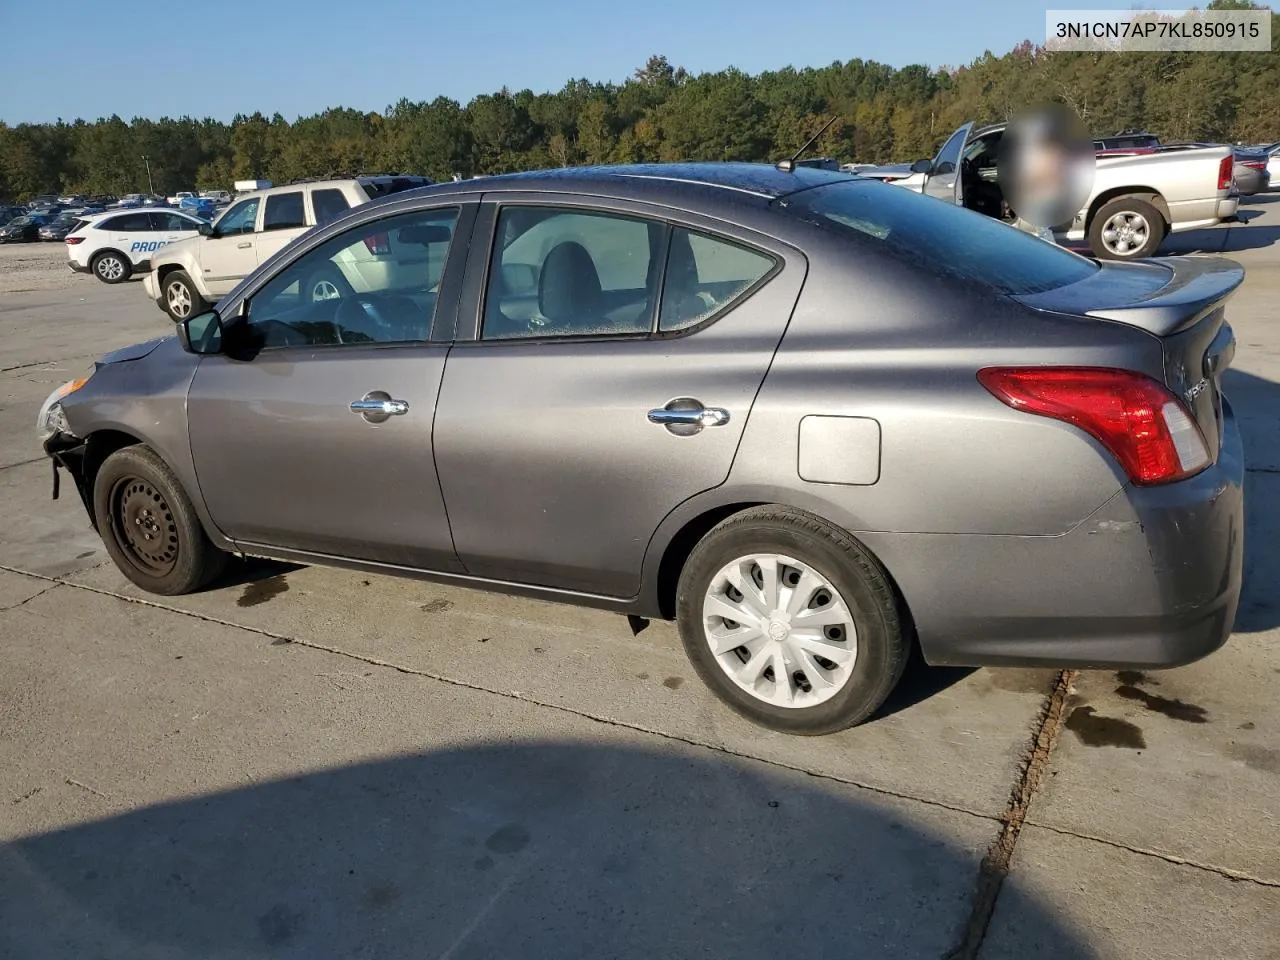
left=676, top=507, right=909, bottom=735
left=92, top=251, right=132, bottom=284
left=163, top=270, right=208, bottom=321
left=93, top=444, right=226, bottom=595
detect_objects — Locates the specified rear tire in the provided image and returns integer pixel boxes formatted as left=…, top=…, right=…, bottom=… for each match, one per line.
left=92, top=251, right=131, bottom=284
left=675, top=507, right=909, bottom=735
left=93, top=444, right=226, bottom=596
left=1088, top=197, right=1165, bottom=260
left=163, top=270, right=208, bottom=321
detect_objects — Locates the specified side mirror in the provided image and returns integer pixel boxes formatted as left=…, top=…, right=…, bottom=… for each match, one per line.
left=910, top=158, right=933, bottom=175
left=199, top=222, right=214, bottom=237
left=176, top=310, right=223, bottom=354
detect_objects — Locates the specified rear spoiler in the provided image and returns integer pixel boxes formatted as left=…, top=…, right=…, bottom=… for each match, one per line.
left=1084, top=257, right=1244, bottom=336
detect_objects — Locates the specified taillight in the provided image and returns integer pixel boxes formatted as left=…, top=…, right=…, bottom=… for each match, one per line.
left=362, top=231, right=391, bottom=255
left=65, top=236, right=84, bottom=244
left=977, top=367, right=1210, bottom=485
left=1243, top=160, right=1265, bottom=171
left=1217, top=155, right=1234, bottom=190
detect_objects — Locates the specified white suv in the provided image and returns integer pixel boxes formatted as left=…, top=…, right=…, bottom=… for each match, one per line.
left=66, top=209, right=205, bottom=284
left=142, top=175, right=432, bottom=319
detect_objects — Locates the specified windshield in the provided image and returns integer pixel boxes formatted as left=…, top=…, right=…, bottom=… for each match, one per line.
left=780, top=180, right=1098, bottom=296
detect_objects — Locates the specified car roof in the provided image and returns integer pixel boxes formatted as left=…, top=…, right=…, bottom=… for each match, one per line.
left=376, top=163, right=855, bottom=207
left=80, top=208, right=201, bottom=223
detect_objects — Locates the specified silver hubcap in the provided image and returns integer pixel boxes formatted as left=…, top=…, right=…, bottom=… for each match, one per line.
left=702, top=553, right=857, bottom=708
left=98, top=257, right=124, bottom=280
left=312, top=279, right=341, bottom=301
left=166, top=281, right=192, bottom=318
left=1101, top=211, right=1150, bottom=256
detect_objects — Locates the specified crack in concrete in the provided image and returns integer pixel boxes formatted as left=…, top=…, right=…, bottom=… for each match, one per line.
left=1025, top=820, right=1280, bottom=889
left=0, top=562, right=1004, bottom=826
left=0, top=457, right=45, bottom=472
left=0, top=582, right=62, bottom=613
left=944, top=669, right=1075, bottom=960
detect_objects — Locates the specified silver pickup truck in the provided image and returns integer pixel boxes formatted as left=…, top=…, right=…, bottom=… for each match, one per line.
left=858, top=121, right=1238, bottom=259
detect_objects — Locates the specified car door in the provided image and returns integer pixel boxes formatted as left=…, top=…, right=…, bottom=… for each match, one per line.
left=922, top=122, right=973, bottom=205
left=185, top=202, right=474, bottom=569
left=100, top=212, right=155, bottom=264
left=256, top=189, right=309, bottom=265
left=199, top=196, right=262, bottom=296
left=432, top=197, right=805, bottom=597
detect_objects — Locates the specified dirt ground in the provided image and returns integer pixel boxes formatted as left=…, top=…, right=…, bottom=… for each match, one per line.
left=0, top=241, right=92, bottom=294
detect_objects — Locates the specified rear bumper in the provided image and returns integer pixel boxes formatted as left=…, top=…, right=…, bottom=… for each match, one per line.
left=67, top=260, right=91, bottom=274
left=870, top=401, right=1245, bottom=670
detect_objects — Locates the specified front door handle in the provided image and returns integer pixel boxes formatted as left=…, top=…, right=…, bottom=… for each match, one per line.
left=350, top=392, right=409, bottom=423
left=236, top=241, right=252, bottom=249
left=648, top=399, right=730, bottom=435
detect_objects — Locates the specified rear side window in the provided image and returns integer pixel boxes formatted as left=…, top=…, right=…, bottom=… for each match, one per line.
left=784, top=181, right=1098, bottom=296
left=659, top=230, right=775, bottom=332
left=311, top=188, right=350, bottom=226
left=263, top=191, right=306, bottom=231
left=158, top=213, right=197, bottom=231
left=103, top=213, right=152, bottom=232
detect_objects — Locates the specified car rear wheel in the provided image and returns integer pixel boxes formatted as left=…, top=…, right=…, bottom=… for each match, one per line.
left=93, top=444, right=226, bottom=595
left=92, top=251, right=131, bottom=284
left=676, top=507, right=909, bottom=735
left=1089, top=197, right=1165, bottom=259
left=163, top=270, right=208, bottom=321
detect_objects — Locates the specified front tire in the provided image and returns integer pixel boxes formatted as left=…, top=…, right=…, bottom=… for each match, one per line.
left=676, top=507, right=909, bottom=735
left=1088, top=197, right=1165, bottom=260
left=93, top=445, right=226, bottom=595
left=92, top=251, right=132, bottom=284
left=163, top=269, right=208, bottom=321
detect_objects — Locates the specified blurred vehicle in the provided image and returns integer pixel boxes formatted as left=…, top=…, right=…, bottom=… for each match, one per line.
left=0, top=204, right=28, bottom=224
left=37, top=164, right=1246, bottom=735
left=145, top=174, right=433, bottom=319
left=0, top=214, right=49, bottom=242
left=168, top=191, right=197, bottom=206
left=200, top=189, right=232, bottom=204
left=862, top=121, right=1237, bottom=258
left=109, top=194, right=146, bottom=209
left=38, top=212, right=83, bottom=241
left=27, top=195, right=59, bottom=209
left=178, top=195, right=217, bottom=218
left=793, top=157, right=841, bottom=171
left=66, top=209, right=206, bottom=283
left=57, top=194, right=87, bottom=206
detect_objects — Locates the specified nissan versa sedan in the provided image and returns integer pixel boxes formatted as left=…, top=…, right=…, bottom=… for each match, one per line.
left=37, top=164, right=1245, bottom=735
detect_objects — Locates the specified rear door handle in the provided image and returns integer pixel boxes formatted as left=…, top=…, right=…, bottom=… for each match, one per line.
left=350, top=392, right=409, bottom=423
left=648, top=399, right=730, bottom=433
left=236, top=241, right=252, bottom=249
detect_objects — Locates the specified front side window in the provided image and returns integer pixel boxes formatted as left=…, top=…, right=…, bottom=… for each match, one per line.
left=244, top=207, right=458, bottom=348
left=482, top=207, right=658, bottom=340
left=263, top=191, right=305, bottom=231
left=215, top=198, right=260, bottom=236
left=659, top=230, right=775, bottom=332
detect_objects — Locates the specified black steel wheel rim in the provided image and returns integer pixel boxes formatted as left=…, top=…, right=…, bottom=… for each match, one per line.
left=110, top=475, right=179, bottom=577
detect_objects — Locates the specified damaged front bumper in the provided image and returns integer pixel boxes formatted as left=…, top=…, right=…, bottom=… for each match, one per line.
left=43, top=431, right=93, bottom=521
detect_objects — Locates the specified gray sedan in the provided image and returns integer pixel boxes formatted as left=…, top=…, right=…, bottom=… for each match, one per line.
left=38, top=164, right=1245, bottom=735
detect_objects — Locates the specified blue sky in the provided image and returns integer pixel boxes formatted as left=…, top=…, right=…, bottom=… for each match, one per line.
left=2, top=0, right=1141, bottom=124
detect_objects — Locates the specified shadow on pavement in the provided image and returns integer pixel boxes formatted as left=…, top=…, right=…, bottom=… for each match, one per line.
left=0, top=742, right=1090, bottom=959
left=1226, top=368, right=1280, bottom=634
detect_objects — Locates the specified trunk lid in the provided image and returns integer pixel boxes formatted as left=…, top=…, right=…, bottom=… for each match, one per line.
left=1014, top=257, right=1243, bottom=459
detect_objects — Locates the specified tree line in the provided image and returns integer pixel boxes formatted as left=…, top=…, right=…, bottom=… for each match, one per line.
left=2, top=4, right=1277, bottom=200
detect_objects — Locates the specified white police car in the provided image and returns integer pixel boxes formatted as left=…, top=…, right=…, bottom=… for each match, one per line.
left=66, top=209, right=205, bottom=284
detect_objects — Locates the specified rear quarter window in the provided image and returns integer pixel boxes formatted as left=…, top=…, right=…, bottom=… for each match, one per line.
left=783, top=181, right=1098, bottom=296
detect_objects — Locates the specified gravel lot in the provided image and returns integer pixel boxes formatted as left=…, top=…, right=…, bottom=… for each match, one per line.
left=1, top=206, right=1277, bottom=959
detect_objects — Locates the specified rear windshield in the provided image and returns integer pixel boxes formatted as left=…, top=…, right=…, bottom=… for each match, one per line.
left=359, top=176, right=433, bottom=199
left=781, top=180, right=1098, bottom=296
